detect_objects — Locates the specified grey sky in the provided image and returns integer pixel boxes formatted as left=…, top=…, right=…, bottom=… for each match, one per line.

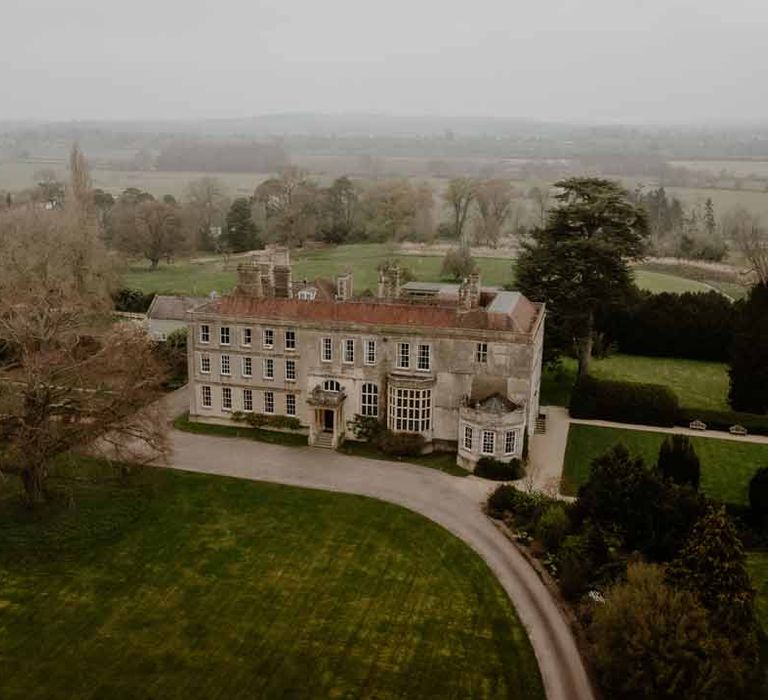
left=2, top=0, right=767, bottom=124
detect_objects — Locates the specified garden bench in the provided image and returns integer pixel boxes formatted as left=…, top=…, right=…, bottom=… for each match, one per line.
left=729, top=424, right=748, bottom=436
left=688, top=420, right=707, bottom=431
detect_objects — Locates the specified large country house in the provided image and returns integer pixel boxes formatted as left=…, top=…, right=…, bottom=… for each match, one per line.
left=187, top=249, right=545, bottom=470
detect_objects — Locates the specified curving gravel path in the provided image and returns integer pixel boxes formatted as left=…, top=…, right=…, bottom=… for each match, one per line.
left=161, top=393, right=594, bottom=700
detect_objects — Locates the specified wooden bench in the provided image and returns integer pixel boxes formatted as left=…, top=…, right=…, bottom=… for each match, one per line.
left=688, top=420, right=707, bottom=431
left=729, top=424, right=748, bottom=436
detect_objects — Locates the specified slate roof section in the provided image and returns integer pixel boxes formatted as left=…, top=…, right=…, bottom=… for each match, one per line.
left=147, top=295, right=208, bottom=321
left=195, top=292, right=541, bottom=334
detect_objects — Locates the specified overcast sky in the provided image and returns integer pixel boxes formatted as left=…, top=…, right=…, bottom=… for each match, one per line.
left=2, top=0, right=767, bottom=124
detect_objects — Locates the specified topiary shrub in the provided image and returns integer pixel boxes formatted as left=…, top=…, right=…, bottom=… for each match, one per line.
left=657, top=434, right=701, bottom=489
left=474, top=457, right=524, bottom=481
left=377, top=430, right=426, bottom=457
left=535, top=504, right=571, bottom=551
left=569, top=376, right=679, bottom=427
left=748, top=466, right=768, bottom=523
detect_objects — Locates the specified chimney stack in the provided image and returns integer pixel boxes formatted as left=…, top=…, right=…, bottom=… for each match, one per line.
left=336, top=271, right=353, bottom=301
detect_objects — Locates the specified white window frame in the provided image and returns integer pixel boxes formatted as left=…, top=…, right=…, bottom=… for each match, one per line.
left=200, top=354, right=211, bottom=374
left=286, top=393, right=296, bottom=416
left=417, top=344, right=431, bottom=372
left=343, top=338, right=355, bottom=364
left=364, top=339, right=376, bottom=365
left=321, top=337, right=333, bottom=363
left=476, top=342, right=488, bottom=364
left=504, top=430, right=517, bottom=456
left=397, top=342, right=410, bottom=369
left=201, top=385, right=212, bottom=408
left=200, top=324, right=210, bottom=344
left=285, top=329, right=296, bottom=351
left=463, top=425, right=473, bottom=451
left=264, top=391, right=275, bottom=414
left=221, top=386, right=232, bottom=412
left=263, top=328, right=274, bottom=349
left=242, top=356, right=252, bottom=378
left=263, top=357, right=274, bottom=380
left=387, top=386, right=432, bottom=433
left=361, top=383, right=379, bottom=417
left=481, top=430, right=495, bottom=456
left=242, top=327, right=252, bottom=347
left=220, top=326, right=230, bottom=346
left=285, top=359, right=296, bottom=382
left=242, top=388, right=254, bottom=412
left=220, top=354, right=231, bottom=376
left=323, top=379, right=341, bottom=392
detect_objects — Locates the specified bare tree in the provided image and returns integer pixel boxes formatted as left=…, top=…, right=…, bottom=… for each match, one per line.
left=528, top=185, right=551, bottom=228
left=0, top=212, right=168, bottom=504
left=474, top=179, right=515, bottom=246
left=723, top=206, right=768, bottom=284
left=443, top=177, right=477, bottom=245
left=183, top=176, right=229, bottom=251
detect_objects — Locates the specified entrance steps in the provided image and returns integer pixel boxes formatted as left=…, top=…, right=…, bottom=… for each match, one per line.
left=314, top=433, right=334, bottom=449
left=534, top=413, right=547, bottom=435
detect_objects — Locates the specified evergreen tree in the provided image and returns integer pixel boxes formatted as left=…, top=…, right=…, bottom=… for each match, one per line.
left=223, top=198, right=261, bottom=253
left=748, top=466, right=768, bottom=522
left=668, top=505, right=757, bottom=655
left=657, top=434, right=701, bottom=489
left=516, top=178, right=648, bottom=376
left=704, top=197, right=717, bottom=237
left=728, top=282, right=768, bottom=413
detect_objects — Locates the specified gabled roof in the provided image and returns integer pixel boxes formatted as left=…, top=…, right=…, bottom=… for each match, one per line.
left=147, top=295, right=208, bottom=321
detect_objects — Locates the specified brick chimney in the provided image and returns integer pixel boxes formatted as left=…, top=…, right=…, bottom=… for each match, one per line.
left=377, top=262, right=401, bottom=299
left=458, top=270, right=481, bottom=311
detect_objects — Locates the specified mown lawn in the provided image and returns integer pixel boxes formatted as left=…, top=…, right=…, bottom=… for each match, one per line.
left=540, top=353, right=729, bottom=412
left=0, top=460, right=543, bottom=700
left=562, top=424, right=768, bottom=505
left=633, top=269, right=711, bottom=294
left=122, top=244, right=516, bottom=296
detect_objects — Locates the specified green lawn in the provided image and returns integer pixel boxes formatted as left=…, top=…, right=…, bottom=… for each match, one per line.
left=633, top=269, right=711, bottom=294
left=748, top=551, right=768, bottom=637
left=122, top=244, right=516, bottom=296
left=541, top=353, right=729, bottom=412
left=562, top=424, right=768, bottom=505
left=0, top=460, right=543, bottom=700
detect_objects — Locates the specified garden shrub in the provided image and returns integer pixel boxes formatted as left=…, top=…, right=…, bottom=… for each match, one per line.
left=676, top=407, right=768, bottom=437
left=570, top=376, right=679, bottom=427
left=474, top=457, right=524, bottom=481
left=377, top=430, right=426, bottom=457
left=535, top=504, right=570, bottom=550
left=348, top=414, right=386, bottom=443
left=657, top=434, right=700, bottom=489
left=232, top=412, right=302, bottom=431
left=557, top=534, right=592, bottom=600
left=486, top=484, right=554, bottom=528
left=599, top=291, right=733, bottom=362
left=112, top=288, right=155, bottom=313
left=748, top=467, right=768, bottom=522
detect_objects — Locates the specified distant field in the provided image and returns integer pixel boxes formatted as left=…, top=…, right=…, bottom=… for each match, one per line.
left=633, top=269, right=711, bottom=294
left=561, top=424, right=768, bottom=504
left=540, top=353, right=729, bottom=412
left=122, top=243, right=517, bottom=295
left=670, top=160, right=768, bottom=179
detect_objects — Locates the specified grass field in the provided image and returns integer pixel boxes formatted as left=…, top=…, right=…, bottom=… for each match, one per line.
left=540, top=353, right=729, bottom=412
left=0, top=459, right=543, bottom=699
left=561, top=424, right=768, bottom=504
left=747, top=551, right=768, bottom=635
left=633, top=269, right=711, bottom=294
left=122, top=243, right=517, bottom=295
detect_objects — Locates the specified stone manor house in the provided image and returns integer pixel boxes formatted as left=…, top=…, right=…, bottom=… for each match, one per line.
left=187, top=249, right=545, bottom=470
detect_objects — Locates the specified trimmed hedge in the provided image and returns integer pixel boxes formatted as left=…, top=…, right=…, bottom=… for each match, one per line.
left=570, top=376, right=679, bottom=427
left=676, top=407, right=768, bottom=437
left=232, top=411, right=302, bottom=431
left=474, top=457, right=524, bottom=481
left=377, top=430, right=426, bottom=457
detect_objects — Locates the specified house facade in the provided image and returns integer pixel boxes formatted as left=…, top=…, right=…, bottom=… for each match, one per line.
left=187, top=250, right=544, bottom=470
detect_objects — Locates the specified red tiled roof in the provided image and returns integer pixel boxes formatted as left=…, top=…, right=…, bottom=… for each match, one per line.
left=197, top=294, right=541, bottom=334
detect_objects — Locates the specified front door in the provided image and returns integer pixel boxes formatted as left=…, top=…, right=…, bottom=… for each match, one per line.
left=323, top=409, right=334, bottom=433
